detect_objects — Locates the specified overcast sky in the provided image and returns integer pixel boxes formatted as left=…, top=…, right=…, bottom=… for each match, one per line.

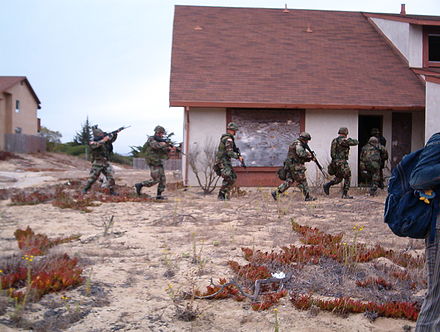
left=1, top=0, right=439, bottom=154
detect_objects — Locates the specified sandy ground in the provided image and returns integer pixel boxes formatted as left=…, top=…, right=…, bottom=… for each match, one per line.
left=0, top=153, right=425, bottom=332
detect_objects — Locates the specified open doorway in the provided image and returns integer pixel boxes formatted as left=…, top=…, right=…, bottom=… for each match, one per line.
left=358, top=115, right=383, bottom=186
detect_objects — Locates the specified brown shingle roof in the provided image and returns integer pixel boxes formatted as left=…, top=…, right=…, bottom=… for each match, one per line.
left=0, top=76, right=41, bottom=108
left=170, top=6, right=426, bottom=110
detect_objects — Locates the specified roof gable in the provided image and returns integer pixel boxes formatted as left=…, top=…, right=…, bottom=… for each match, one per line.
left=0, top=76, right=41, bottom=109
left=170, top=6, right=425, bottom=110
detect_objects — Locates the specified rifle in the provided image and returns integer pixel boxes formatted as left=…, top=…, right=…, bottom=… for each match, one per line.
left=303, top=143, right=327, bottom=177
left=93, top=126, right=131, bottom=142
left=233, top=144, right=247, bottom=168
left=154, top=132, right=185, bottom=155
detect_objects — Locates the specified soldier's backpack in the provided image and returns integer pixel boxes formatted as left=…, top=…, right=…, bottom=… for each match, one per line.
left=384, top=148, right=438, bottom=240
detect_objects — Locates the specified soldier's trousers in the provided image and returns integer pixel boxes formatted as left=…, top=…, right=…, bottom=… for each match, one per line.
left=331, top=160, right=351, bottom=192
left=140, top=164, right=166, bottom=193
left=416, top=223, right=440, bottom=332
left=219, top=164, right=237, bottom=197
left=85, top=163, right=115, bottom=189
left=365, top=165, right=381, bottom=190
left=276, top=164, right=310, bottom=197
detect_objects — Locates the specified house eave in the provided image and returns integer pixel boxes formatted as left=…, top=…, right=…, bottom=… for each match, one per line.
left=170, top=101, right=425, bottom=111
left=364, top=13, right=440, bottom=26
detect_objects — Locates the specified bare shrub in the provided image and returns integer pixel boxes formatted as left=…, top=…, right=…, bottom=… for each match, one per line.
left=188, top=139, right=220, bottom=194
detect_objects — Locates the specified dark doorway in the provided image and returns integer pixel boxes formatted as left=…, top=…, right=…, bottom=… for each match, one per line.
left=391, top=112, right=412, bottom=169
left=358, top=115, right=383, bottom=185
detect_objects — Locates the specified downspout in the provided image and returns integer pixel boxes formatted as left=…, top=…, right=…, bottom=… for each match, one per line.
left=184, top=106, right=190, bottom=185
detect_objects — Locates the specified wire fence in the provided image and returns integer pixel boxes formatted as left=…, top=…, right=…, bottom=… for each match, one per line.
left=132, top=157, right=182, bottom=171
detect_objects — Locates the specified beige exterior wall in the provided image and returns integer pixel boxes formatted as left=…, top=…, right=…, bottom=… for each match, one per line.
left=0, top=95, right=5, bottom=150
left=426, top=81, right=440, bottom=141
left=7, top=82, right=39, bottom=135
left=371, top=18, right=423, bottom=68
left=185, top=107, right=226, bottom=186
left=305, top=109, right=359, bottom=186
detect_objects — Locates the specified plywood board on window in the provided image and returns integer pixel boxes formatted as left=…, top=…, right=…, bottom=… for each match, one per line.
left=230, top=109, right=302, bottom=167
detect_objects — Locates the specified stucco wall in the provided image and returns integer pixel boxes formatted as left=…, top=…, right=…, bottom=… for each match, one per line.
left=305, top=110, right=359, bottom=186
left=7, top=82, right=39, bottom=135
left=186, top=108, right=226, bottom=186
left=0, top=95, right=5, bottom=149
left=426, top=81, right=440, bottom=141
left=371, top=18, right=423, bottom=68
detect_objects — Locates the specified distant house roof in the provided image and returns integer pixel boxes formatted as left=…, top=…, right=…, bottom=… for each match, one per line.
left=170, top=6, right=427, bottom=110
left=0, top=76, right=41, bottom=109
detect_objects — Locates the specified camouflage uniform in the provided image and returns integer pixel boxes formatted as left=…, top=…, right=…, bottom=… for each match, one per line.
left=360, top=136, right=388, bottom=195
left=323, top=127, right=359, bottom=198
left=215, top=123, right=241, bottom=200
left=82, top=127, right=117, bottom=194
left=272, top=132, right=316, bottom=201
left=134, top=126, right=170, bottom=199
left=371, top=128, right=387, bottom=188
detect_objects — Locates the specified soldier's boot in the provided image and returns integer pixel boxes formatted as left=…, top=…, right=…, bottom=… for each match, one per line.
left=109, top=187, right=118, bottom=196
left=304, top=193, right=317, bottom=201
left=82, top=183, right=91, bottom=194
left=218, top=191, right=227, bottom=201
left=341, top=190, right=353, bottom=199
left=134, top=183, right=143, bottom=196
left=323, top=181, right=335, bottom=195
left=369, top=187, right=377, bottom=196
left=271, top=190, right=280, bottom=201
left=156, top=188, right=166, bottom=200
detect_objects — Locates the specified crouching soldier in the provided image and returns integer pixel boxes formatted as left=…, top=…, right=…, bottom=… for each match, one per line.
left=272, top=132, right=316, bottom=201
left=323, top=127, right=359, bottom=199
left=82, top=125, right=118, bottom=195
left=134, top=125, right=174, bottom=200
left=360, top=136, right=388, bottom=196
left=214, top=122, right=243, bottom=200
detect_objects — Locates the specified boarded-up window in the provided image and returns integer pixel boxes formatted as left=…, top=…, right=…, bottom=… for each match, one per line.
left=230, top=109, right=302, bottom=167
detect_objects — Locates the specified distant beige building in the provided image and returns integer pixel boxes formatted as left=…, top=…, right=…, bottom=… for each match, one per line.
left=0, top=76, right=42, bottom=152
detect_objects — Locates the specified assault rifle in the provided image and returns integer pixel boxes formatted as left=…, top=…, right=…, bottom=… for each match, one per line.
left=93, top=126, right=131, bottom=142
left=233, top=145, right=247, bottom=168
left=154, top=132, right=184, bottom=155
left=302, top=143, right=327, bottom=177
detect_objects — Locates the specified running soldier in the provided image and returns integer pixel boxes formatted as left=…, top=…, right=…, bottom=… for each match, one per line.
left=82, top=125, right=118, bottom=195
left=214, top=122, right=244, bottom=200
left=271, top=132, right=316, bottom=201
left=323, top=127, right=359, bottom=199
left=359, top=136, right=388, bottom=196
left=134, top=125, right=174, bottom=200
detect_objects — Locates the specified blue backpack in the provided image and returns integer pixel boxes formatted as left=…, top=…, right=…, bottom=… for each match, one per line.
left=384, top=148, right=438, bottom=240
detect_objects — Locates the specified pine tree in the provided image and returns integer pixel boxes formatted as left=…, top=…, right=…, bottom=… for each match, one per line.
left=73, top=117, right=92, bottom=145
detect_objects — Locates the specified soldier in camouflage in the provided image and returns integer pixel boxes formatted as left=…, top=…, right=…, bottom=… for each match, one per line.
left=134, top=125, right=174, bottom=200
left=371, top=128, right=387, bottom=188
left=360, top=136, right=388, bottom=196
left=82, top=126, right=118, bottom=195
left=271, top=132, right=317, bottom=201
left=215, top=122, right=244, bottom=200
left=323, top=127, right=359, bottom=199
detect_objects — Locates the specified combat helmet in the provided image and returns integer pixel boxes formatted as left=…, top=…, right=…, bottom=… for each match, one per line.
left=368, top=136, right=379, bottom=144
left=227, top=122, right=239, bottom=131
left=299, top=132, right=311, bottom=141
left=371, top=128, right=380, bottom=135
left=338, top=127, right=349, bottom=135
left=154, top=125, right=166, bottom=134
left=92, top=125, right=104, bottom=138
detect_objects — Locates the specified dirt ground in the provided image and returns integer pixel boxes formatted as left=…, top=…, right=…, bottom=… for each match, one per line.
left=0, top=153, right=426, bottom=332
